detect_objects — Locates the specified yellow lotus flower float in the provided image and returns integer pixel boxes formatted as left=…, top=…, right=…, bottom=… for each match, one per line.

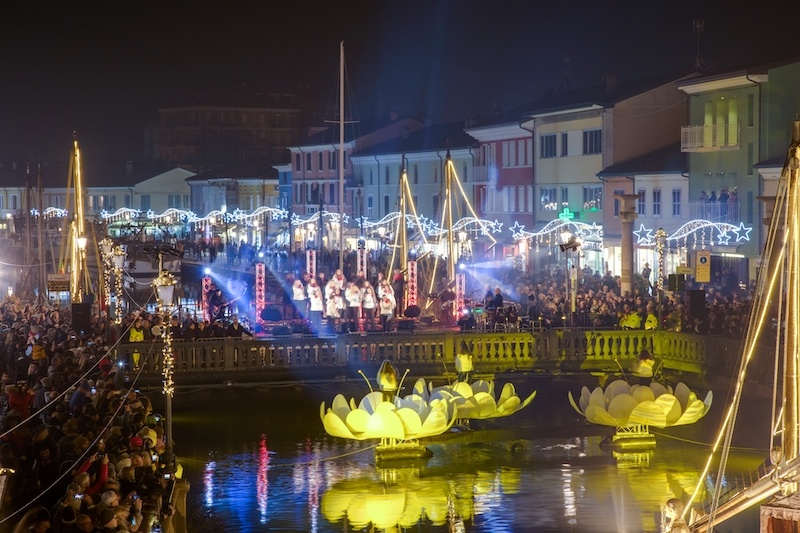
left=320, top=361, right=458, bottom=459
left=568, top=379, right=713, bottom=448
left=413, top=378, right=536, bottom=420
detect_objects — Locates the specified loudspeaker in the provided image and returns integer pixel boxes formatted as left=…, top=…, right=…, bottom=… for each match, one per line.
left=273, top=325, right=291, bottom=336
left=404, top=305, right=421, bottom=318
left=260, top=306, right=283, bottom=322
left=689, top=290, right=706, bottom=319
left=668, top=274, right=686, bottom=291
left=397, top=318, right=415, bottom=331
left=71, top=302, right=91, bottom=335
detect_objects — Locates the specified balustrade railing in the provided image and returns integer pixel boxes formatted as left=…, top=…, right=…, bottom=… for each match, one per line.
left=115, top=329, right=743, bottom=384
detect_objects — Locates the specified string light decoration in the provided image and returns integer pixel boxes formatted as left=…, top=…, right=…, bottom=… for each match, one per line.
left=99, top=238, right=114, bottom=311
left=112, top=246, right=126, bottom=324
left=255, top=262, right=266, bottom=325
left=152, top=265, right=176, bottom=472
left=655, top=228, right=667, bottom=293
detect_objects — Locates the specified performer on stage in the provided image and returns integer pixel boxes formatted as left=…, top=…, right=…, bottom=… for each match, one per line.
left=208, top=288, right=228, bottom=321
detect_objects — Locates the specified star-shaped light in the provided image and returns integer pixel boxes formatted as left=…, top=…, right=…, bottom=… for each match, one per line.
left=587, top=222, right=603, bottom=240
left=732, top=222, right=752, bottom=242
left=633, top=223, right=653, bottom=245
left=341, top=214, right=350, bottom=224
left=716, top=230, right=731, bottom=245
left=493, top=220, right=503, bottom=233
left=509, top=221, right=525, bottom=238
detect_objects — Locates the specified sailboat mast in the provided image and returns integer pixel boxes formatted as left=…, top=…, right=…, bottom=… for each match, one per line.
left=339, top=41, right=345, bottom=272
left=784, top=124, right=800, bottom=462
left=37, top=165, right=47, bottom=301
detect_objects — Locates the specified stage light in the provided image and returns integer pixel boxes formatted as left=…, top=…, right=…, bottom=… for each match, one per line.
left=204, top=268, right=211, bottom=275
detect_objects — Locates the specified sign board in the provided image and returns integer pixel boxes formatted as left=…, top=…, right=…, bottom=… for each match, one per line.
left=47, top=274, right=71, bottom=292
left=695, top=251, right=711, bottom=283
left=676, top=266, right=693, bottom=275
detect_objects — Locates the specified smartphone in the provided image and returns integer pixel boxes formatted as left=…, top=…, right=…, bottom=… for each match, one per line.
left=97, top=452, right=105, bottom=458
left=163, top=473, right=172, bottom=480
left=132, top=493, right=139, bottom=500
left=74, top=494, right=84, bottom=500
left=91, top=387, right=97, bottom=394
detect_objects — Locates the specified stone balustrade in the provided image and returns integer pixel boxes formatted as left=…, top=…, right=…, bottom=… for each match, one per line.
left=114, top=329, right=746, bottom=387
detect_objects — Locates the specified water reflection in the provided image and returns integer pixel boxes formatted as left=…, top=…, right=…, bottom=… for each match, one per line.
left=175, top=387, right=766, bottom=532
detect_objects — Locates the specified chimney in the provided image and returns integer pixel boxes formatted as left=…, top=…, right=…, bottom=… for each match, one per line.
left=605, top=73, right=617, bottom=93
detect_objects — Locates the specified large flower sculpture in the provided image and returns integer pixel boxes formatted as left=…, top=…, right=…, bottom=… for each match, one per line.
left=411, top=378, right=536, bottom=420
left=568, top=379, right=712, bottom=429
left=320, top=361, right=458, bottom=441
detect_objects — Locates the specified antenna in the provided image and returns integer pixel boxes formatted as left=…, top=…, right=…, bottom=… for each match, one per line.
left=693, top=19, right=704, bottom=72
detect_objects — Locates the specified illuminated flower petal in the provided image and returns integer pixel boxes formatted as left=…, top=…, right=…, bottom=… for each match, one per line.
left=570, top=379, right=711, bottom=429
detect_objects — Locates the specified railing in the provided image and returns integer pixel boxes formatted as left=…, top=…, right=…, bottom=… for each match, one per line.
left=681, top=123, right=741, bottom=152
left=688, top=201, right=741, bottom=224
left=115, top=329, right=742, bottom=385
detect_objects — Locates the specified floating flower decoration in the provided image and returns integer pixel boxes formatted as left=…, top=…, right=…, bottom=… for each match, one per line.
left=411, top=378, right=536, bottom=420
left=320, top=361, right=457, bottom=441
left=568, top=379, right=712, bottom=428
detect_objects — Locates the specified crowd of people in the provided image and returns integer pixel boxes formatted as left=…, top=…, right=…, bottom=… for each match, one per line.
left=0, top=300, right=177, bottom=532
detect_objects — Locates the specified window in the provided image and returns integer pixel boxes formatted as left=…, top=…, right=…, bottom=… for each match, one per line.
left=462, top=162, right=468, bottom=182
left=385, top=166, right=389, bottom=185
left=384, top=195, right=390, bottom=213
left=295, top=154, right=301, bottom=171
left=140, top=195, right=151, bottom=211
left=306, top=153, right=311, bottom=171
left=518, top=140, right=525, bottom=166
left=582, top=186, right=602, bottom=211
left=582, top=129, right=602, bottom=155
left=124, top=194, right=131, bottom=208
left=561, top=132, right=568, bottom=156
left=168, top=195, right=182, bottom=208
left=613, top=189, right=624, bottom=217
left=747, top=142, right=754, bottom=176
left=318, top=153, right=323, bottom=171
left=502, top=142, right=510, bottom=166
left=432, top=194, right=440, bottom=215
left=509, top=141, right=516, bottom=166
left=672, top=189, right=681, bottom=216
left=414, top=164, right=419, bottom=184
left=367, top=196, right=373, bottom=217
left=540, top=187, right=557, bottom=211
left=561, top=187, right=569, bottom=208
left=433, top=164, right=438, bottom=182
left=329, top=184, right=335, bottom=205
left=369, top=168, right=374, bottom=186
left=540, top=134, right=557, bottom=158
left=526, top=139, right=533, bottom=165
left=653, top=189, right=661, bottom=217
left=637, top=190, right=645, bottom=215
left=747, top=94, right=754, bottom=127
left=329, top=151, right=337, bottom=170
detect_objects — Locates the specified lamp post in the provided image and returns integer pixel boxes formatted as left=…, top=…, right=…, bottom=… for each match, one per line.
left=559, top=229, right=581, bottom=327
left=152, top=265, right=176, bottom=474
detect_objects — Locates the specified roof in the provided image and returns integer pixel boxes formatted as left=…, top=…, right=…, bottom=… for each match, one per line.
left=188, top=156, right=279, bottom=182
left=0, top=160, right=175, bottom=189
left=596, top=143, right=686, bottom=178
left=518, top=72, right=694, bottom=119
left=298, top=115, right=424, bottom=148
left=354, top=121, right=479, bottom=157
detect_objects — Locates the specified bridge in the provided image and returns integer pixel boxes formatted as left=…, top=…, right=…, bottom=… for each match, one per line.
left=114, top=328, right=745, bottom=390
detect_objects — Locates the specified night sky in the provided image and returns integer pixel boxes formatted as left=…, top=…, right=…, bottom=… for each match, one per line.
left=1, top=1, right=796, bottom=165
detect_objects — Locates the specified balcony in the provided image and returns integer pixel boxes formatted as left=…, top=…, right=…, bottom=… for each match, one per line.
left=688, top=201, right=741, bottom=224
left=681, top=123, right=740, bottom=152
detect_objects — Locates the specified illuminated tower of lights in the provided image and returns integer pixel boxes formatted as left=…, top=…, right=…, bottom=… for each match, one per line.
left=58, top=132, right=93, bottom=303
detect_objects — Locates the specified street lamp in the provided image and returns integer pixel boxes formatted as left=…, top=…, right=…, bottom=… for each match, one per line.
left=558, top=230, right=581, bottom=327
left=152, top=266, right=176, bottom=474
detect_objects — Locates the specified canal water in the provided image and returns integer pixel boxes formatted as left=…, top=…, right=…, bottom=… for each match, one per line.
left=162, top=376, right=767, bottom=532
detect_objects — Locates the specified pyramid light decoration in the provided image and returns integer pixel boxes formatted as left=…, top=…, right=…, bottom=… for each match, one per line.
left=320, top=360, right=458, bottom=444
left=568, top=379, right=712, bottom=433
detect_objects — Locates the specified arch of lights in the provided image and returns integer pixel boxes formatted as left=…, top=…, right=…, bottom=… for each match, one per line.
left=41, top=206, right=753, bottom=251
left=509, top=218, right=752, bottom=252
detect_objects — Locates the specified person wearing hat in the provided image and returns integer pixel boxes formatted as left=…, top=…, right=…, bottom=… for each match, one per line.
left=97, top=507, right=118, bottom=531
